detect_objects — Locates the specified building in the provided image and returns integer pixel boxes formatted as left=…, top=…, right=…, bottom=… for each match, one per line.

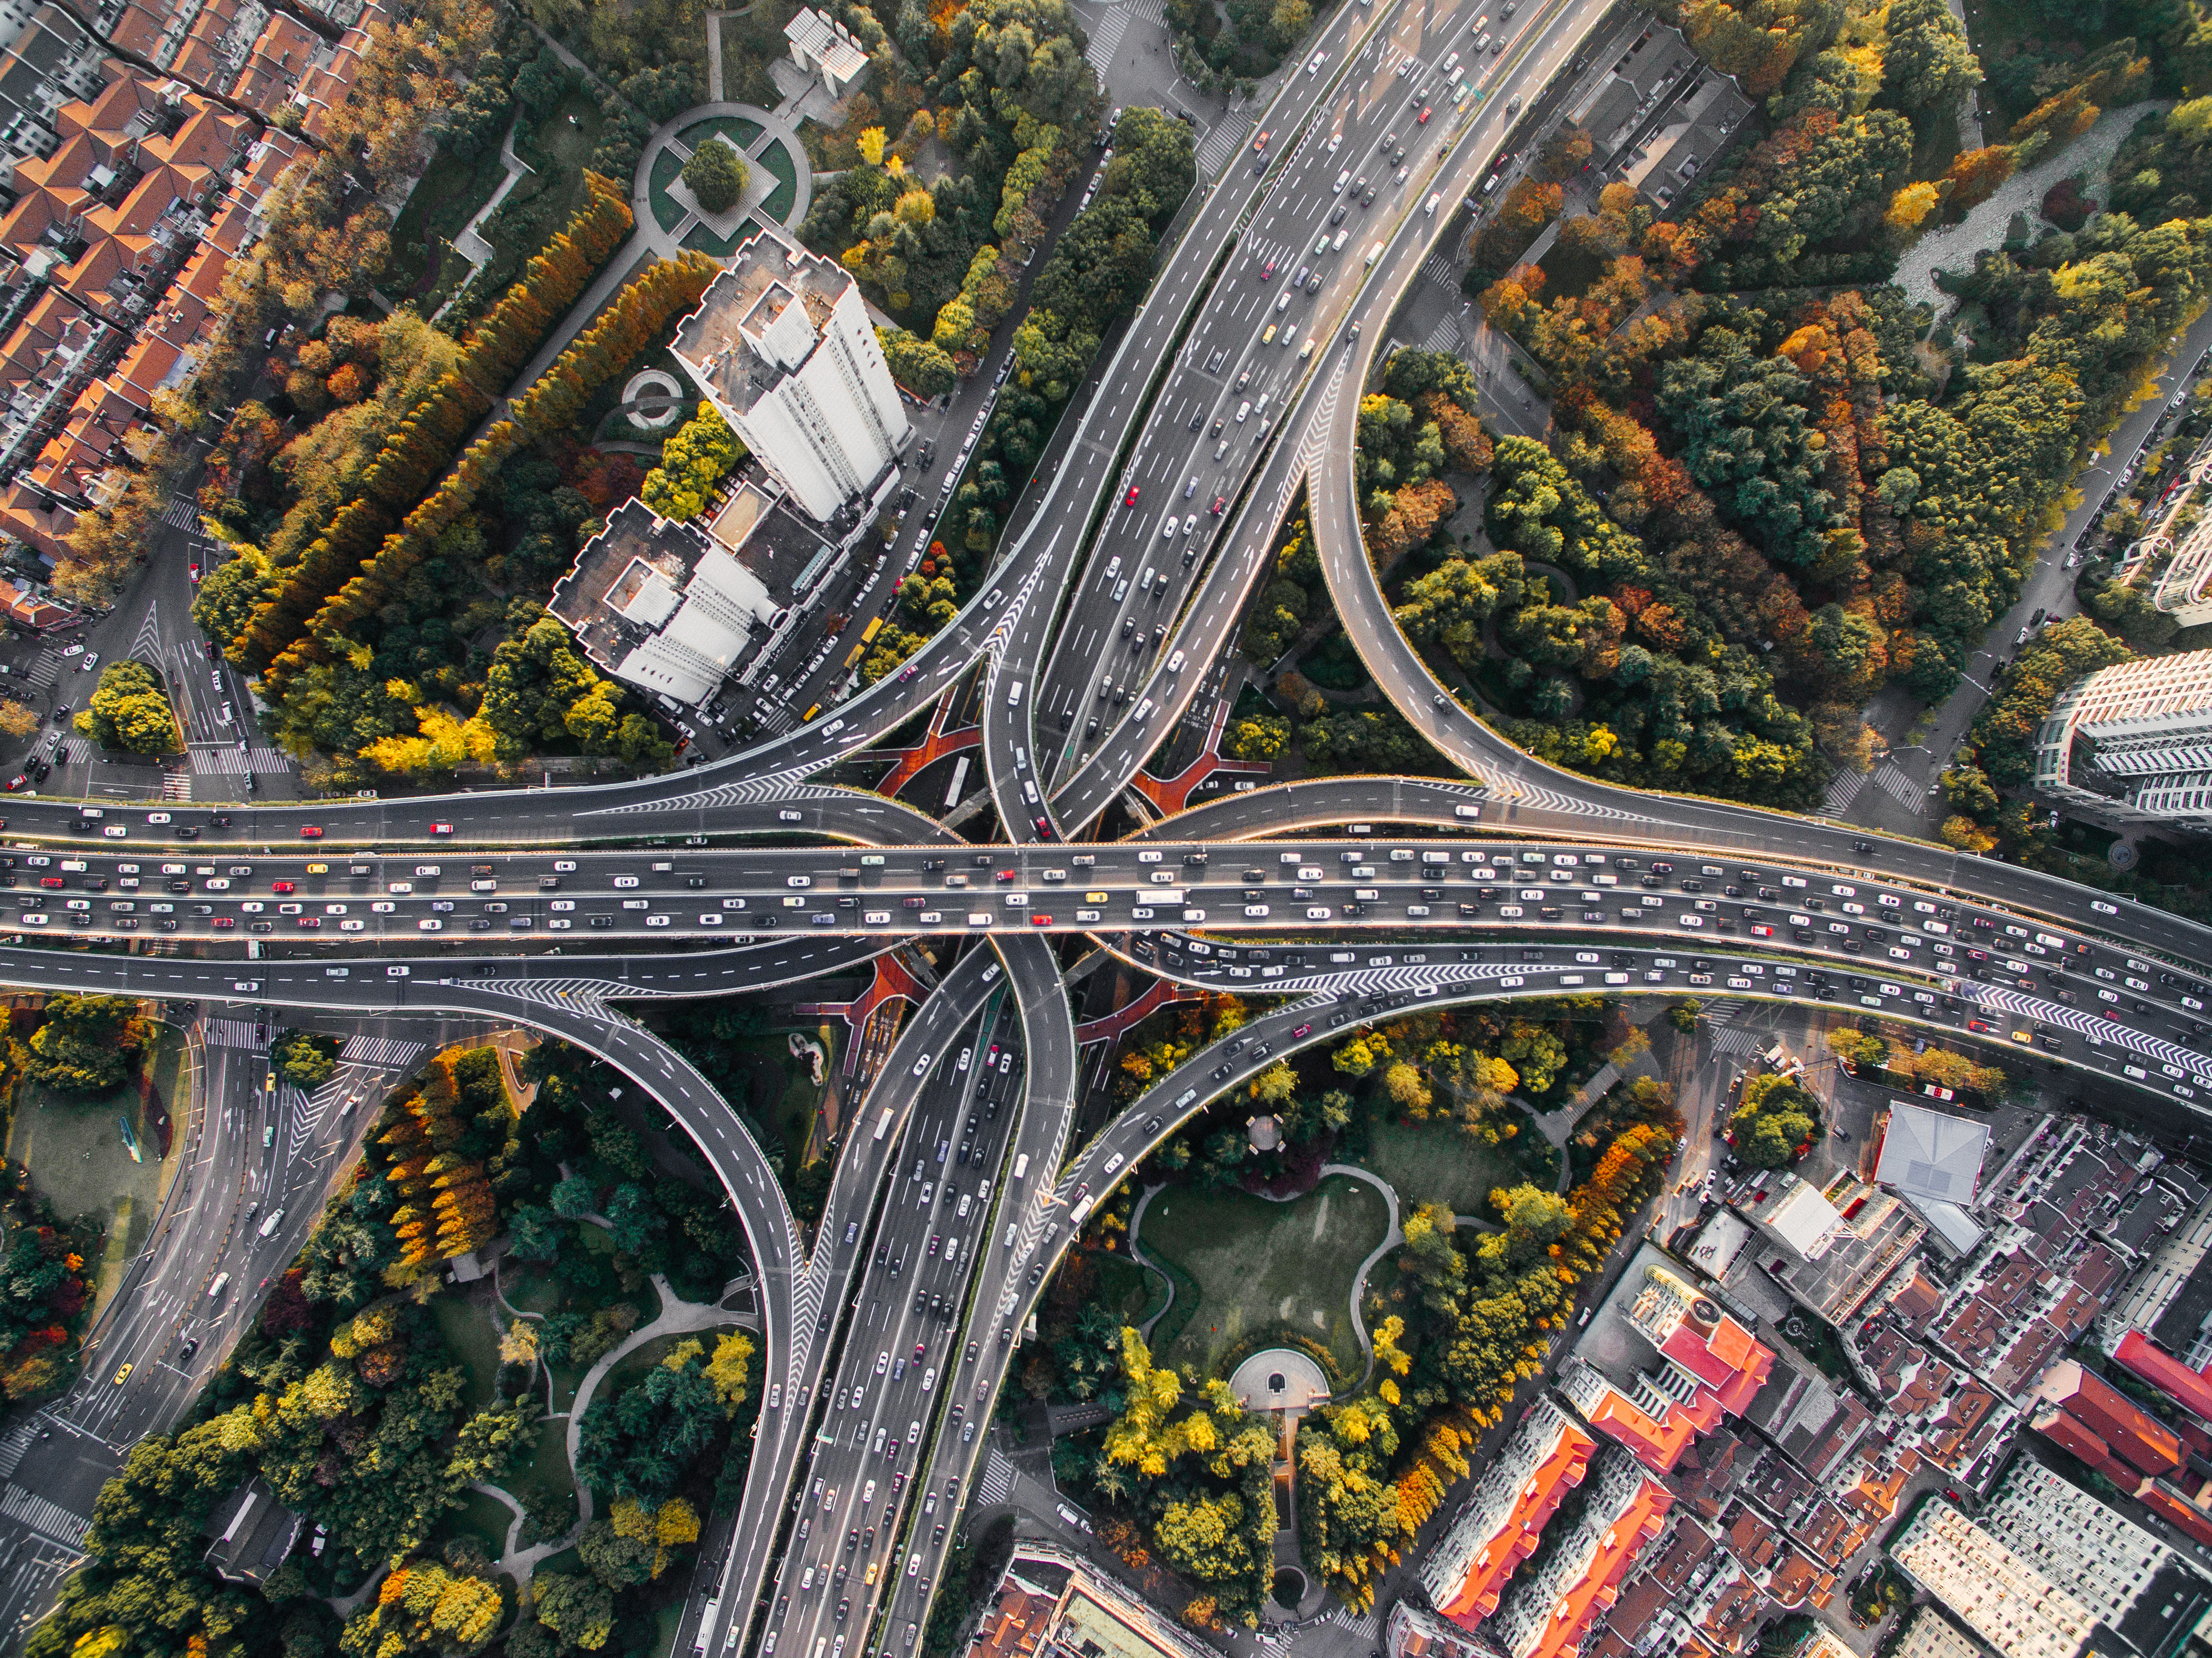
left=202, top=1476, right=303, bottom=1587
left=1492, top=1450, right=1673, bottom=1658
left=671, top=224, right=910, bottom=522
left=2035, top=648, right=2212, bottom=828
left=1888, top=1609, right=1985, bottom=1658
left=1735, top=1169, right=1926, bottom=1324
left=1875, top=1103, right=1993, bottom=1209
left=2031, top=1359, right=2183, bottom=1485
left=1981, top=1459, right=2212, bottom=1658
left=1420, top=1395, right=1596, bottom=1627
left=1560, top=17, right=1750, bottom=209
left=548, top=498, right=781, bottom=709
left=1890, top=1498, right=2099, bottom=1658
left=1389, top=1601, right=1504, bottom=1658
left=973, top=1545, right=1219, bottom=1658
left=784, top=7, right=867, bottom=99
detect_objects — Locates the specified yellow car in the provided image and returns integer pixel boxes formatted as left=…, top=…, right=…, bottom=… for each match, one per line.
left=864, top=1563, right=880, bottom=1587
left=305, top=862, right=328, bottom=874
left=111, top=1362, right=131, bottom=1385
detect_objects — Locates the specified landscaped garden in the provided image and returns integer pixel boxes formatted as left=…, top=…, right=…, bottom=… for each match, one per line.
left=1137, top=1174, right=1388, bottom=1378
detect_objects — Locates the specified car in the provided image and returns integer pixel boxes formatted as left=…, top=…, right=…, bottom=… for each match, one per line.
left=1260, top=259, right=1277, bottom=280
left=78, top=651, right=98, bottom=673
left=102, top=825, right=125, bottom=837
left=1417, top=104, right=1433, bottom=122
left=300, top=826, right=322, bottom=838
left=60, top=643, right=81, bottom=657
left=5, top=776, right=22, bottom=792
left=147, top=812, right=170, bottom=825
left=112, top=1362, right=131, bottom=1384
left=1125, top=485, right=1140, bottom=506
left=272, top=881, right=295, bottom=894
left=429, top=821, right=453, bottom=835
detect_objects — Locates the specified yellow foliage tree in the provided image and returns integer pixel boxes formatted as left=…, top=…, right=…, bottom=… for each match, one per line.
left=1884, top=181, right=1939, bottom=233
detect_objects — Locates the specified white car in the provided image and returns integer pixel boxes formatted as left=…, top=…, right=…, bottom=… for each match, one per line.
left=646, top=914, right=671, bottom=927
left=418, top=918, right=442, bottom=932
left=60, top=643, right=82, bottom=657
left=78, top=652, right=98, bottom=673
left=786, top=875, right=810, bottom=888
left=615, top=874, right=641, bottom=888
left=1677, top=914, right=1705, bottom=928
left=146, top=812, right=170, bottom=825
left=779, top=810, right=803, bottom=822
left=554, top=859, right=576, bottom=872
left=2091, top=899, right=2118, bottom=915
left=101, top=825, right=125, bottom=838
left=339, top=919, right=365, bottom=932
left=371, top=900, right=396, bottom=913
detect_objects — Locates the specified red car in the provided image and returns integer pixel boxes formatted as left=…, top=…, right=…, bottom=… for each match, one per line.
left=995, top=868, right=1017, bottom=883
left=1211, top=495, right=1226, bottom=514
left=212, top=917, right=235, bottom=929
left=1417, top=105, right=1433, bottom=122
left=299, top=826, right=322, bottom=838
left=1031, top=913, right=1053, bottom=926
left=1260, top=259, right=1277, bottom=280
left=272, top=881, right=295, bottom=894
left=1124, top=486, right=1140, bottom=506
left=4, top=776, right=23, bottom=793
left=295, top=917, right=321, bottom=929
left=430, top=821, right=453, bottom=835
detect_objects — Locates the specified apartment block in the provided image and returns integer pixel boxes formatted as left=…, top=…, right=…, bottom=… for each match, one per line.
left=2035, top=648, right=2212, bottom=826
left=1890, top=1498, right=2098, bottom=1658
left=1493, top=1451, right=1673, bottom=1658
left=1420, top=1395, right=1596, bottom=1628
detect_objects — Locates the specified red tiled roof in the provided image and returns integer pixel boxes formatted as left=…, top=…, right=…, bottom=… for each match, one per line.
left=1578, top=1385, right=1704, bottom=1477
left=2116, top=1330, right=2212, bottom=1426
left=1437, top=1419, right=1597, bottom=1625
left=1518, top=1478, right=1673, bottom=1658
left=2138, top=1481, right=2212, bottom=1548
left=2038, top=1360, right=2181, bottom=1477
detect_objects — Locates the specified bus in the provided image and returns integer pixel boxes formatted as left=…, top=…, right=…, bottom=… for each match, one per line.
left=842, top=644, right=866, bottom=671
left=802, top=705, right=822, bottom=723
left=860, top=616, right=885, bottom=644
left=875, top=1108, right=894, bottom=1141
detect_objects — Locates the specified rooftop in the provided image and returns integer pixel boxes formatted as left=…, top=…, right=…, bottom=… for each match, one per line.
left=672, top=227, right=852, bottom=418
left=1875, top=1104, right=1992, bottom=1207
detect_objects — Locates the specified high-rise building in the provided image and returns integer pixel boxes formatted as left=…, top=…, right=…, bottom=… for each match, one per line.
left=1890, top=1497, right=2098, bottom=1658
left=1982, top=1460, right=2212, bottom=1658
left=1419, top=1396, right=1595, bottom=1626
left=672, top=225, right=910, bottom=523
left=1492, top=1450, right=1672, bottom=1658
left=2035, top=649, right=2212, bottom=827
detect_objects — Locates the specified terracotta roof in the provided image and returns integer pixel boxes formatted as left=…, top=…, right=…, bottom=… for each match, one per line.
left=1436, top=1417, right=1597, bottom=1625
left=2036, top=1360, right=2180, bottom=1476
left=2116, top=1329, right=2212, bottom=1426
left=2137, top=1481, right=2212, bottom=1548
left=0, top=481, right=76, bottom=559
left=1518, top=1477, right=1672, bottom=1658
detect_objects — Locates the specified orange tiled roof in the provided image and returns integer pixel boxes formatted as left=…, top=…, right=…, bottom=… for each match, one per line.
left=1518, top=1477, right=1673, bottom=1658
left=1437, top=1419, right=1598, bottom=1625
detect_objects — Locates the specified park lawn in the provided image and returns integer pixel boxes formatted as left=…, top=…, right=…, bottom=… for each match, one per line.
left=678, top=116, right=765, bottom=152
left=733, top=1033, right=828, bottom=1172
left=385, top=133, right=515, bottom=299
left=431, top=1294, right=504, bottom=1410
left=1138, top=1174, right=1388, bottom=1378
left=508, top=1414, right=577, bottom=1517
left=649, top=147, right=689, bottom=233
left=756, top=137, right=800, bottom=223
left=8, top=1026, right=181, bottom=1317
left=447, top=1488, right=516, bottom=1561
left=684, top=219, right=752, bottom=257
left=1360, top=1118, right=1518, bottom=1216
left=1093, top=1253, right=1163, bottom=1326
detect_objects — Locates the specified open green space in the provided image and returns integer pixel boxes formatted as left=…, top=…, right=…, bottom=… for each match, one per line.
left=756, top=137, right=800, bottom=223
left=684, top=217, right=755, bottom=257
left=8, top=1024, right=182, bottom=1314
left=731, top=1033, right=828, bottom=1173
left=1137, top=1174, right=1388, bottom=1378
left=1359, top=1117, right=1517, bottom=1216
left=678, top=116, right=765, bottom=153
left=1094, top=1253, right=1167, bottom=1327
left=449, top=1488, right=516, bottom=1562
left=383, top=134, right=515, bottom=299
left=431, top=1294, right=503, bottom=1410
left=508, top=1412, right=577, bottom=1519
left=649, top=148, right=689, bottom=233
left=598, top=1331, right=692, bottom=1395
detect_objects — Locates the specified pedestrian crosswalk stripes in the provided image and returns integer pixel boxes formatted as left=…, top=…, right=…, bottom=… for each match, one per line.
left=20, top=649, right=59, bottom=690
left=1699, top=999, right=1746, bottom=1027
left=1422, top=251, right=1458, bottom=289
left=163, top=771, right=192, bottom=800
left=1874, top=763, right=1924, bottom=811
left=975, top=1449, right=1015, bottom=1505
left=1821, top=769, right=1866, bottom=815
left=1710, top=1027, right=1763, bottom=1057
left=201, top=1018, right=262, bottom=1050
left=339, top=1036, right=425, bottom=1071
left=1194, top=118, right=1249, bottom=179
left=1082, top=3, right=1128, bottom=69
left=0, top=1416, right=37, bottom=1478
left=1, top=1485, right=89, bottom=1548
left=159, top=495, right=201, bottom=529
left=187, top=746, right=291, bottom=775
left=1422, top=314, right=1461, bottom=354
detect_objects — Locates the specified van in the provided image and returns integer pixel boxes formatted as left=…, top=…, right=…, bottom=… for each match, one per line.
left=1012, top=1153, right=1031, bottom=1180
left=1006, top=680, right=1023, bottom=707
left=1334, top=168, right=1350, bottom=193
left=1366, top=241, right=1384, bottom=266
left=208, top=1272, right=231, bottom=1301
left=257, top=1209, right=284, bottom=1238
left=1424, top=192, right=1441, bottom=215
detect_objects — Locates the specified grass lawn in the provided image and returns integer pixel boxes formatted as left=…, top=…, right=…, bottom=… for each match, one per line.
left=649, top=147, right=689, bottom=233
left=448, top=1488, right=516, bottom=1559
left=1093, top=1253, right=1165, bottom=1326
left=679, top=116, right=765, bottom=152
left=756, top=137, right=800, bottom=224
left=1138, top=1174, right=1388, bottom=1378
left=504, top=1262, right=567, bottom=1315
left=1359, top=1118, right=1517, bottom=1216
left=733, top=1034, right=828, bottom=1174
left=8, top=1028, right=180, bottom=1317
left=385, top=134, right=515, bottom=300
left=432, top=1294, right=504, bottom=1410
left=685, top=218, right=755, bottom=257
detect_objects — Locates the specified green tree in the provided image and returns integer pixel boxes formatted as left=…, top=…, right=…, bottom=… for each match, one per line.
left=74, top=661, right=175, bottom=753
left=1881, top=0, right=1981, bottom=113
left=640, top=404, right=743, bottom=521
left=879, top=327, right=959, bottom=396
left=272, top=1031, right=340, bottom=1088
left=25, top=995, right=145, bottom=1093
left=682, top=141, right=747, bottom=214
left=1730, top=1074, right=1820, bottom=1167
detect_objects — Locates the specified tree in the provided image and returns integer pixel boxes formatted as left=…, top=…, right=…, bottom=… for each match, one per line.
left=74, top=661, right=174, bottom=754
left=1730, top=1074, right=1820, bottom=1167
left=272, top=1031, right=340, bottom=1088
left=25, top=995, right=145, bottom=1094
left=0, top=700, right=38, bottom=740
left=641, top=403, right=743, bottom=521
left=880, top=327, right=959, bottom=396
left=1881, top=0, right=1980, bottom=113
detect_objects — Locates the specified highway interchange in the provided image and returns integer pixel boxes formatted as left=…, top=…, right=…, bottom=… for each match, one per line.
left=7, top=0, right=2212, bottom=1652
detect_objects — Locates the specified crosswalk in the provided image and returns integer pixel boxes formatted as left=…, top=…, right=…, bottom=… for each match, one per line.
left=1422, top=251, right=1459, bottom=290
left=1699, top=998, right=1745, bottom=1027
left=1083, top=2, right=1130, bottom=69
left=1422, top=314, right=1461, bottom=353
left=1324, top=1608, right=1378, bottom=1638
left=339, top=1035, right=424, bottom=1071
left=201, top=1018, right=264, bottom=1050
left=976, top=1448, right=1015, bottom=1505
left=162, top=771, right=191, bottom=800
left=187, top=746, right=290, bottom=775
left=1873, top=763, right=1924, bottom=811
left=1, top=1486, right=88, bottom=1548
left=158, top=494, right=201, bottom=530
left=1710, top=1027, right=1764, bottom=1057
left=1194, top=117, right=1251, bottom=179
left=18, top=650, right=59, bottom=691
left=0, top=1417, right=37, bottom=1479
left=1821, top=769, right=1865, bottom=815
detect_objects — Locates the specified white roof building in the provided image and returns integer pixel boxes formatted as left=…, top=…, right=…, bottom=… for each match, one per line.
left=784, top=7, right=869, bottom=98
left=2035, top=648, right=2212, bottom=827
left=672, top=225, right=909, bottom=523
left=1891, top=1498, right=2097, bottom=1658
left=1875, top=1103, right=1992, bottom=1207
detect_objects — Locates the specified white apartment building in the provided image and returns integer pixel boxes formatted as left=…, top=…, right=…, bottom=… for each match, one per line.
left=1887, top=1610, right=1981, bottom=1658
left=672, top=225, right=909, bottom=523
left=1983, top=1460, right=2212, bottom=1658
left=1890, top=1498, right=2097, bottom=1658
left=2035, top=648, right=2212, bottom=827
left=1417, top=1395, right=1595, bottom=1626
